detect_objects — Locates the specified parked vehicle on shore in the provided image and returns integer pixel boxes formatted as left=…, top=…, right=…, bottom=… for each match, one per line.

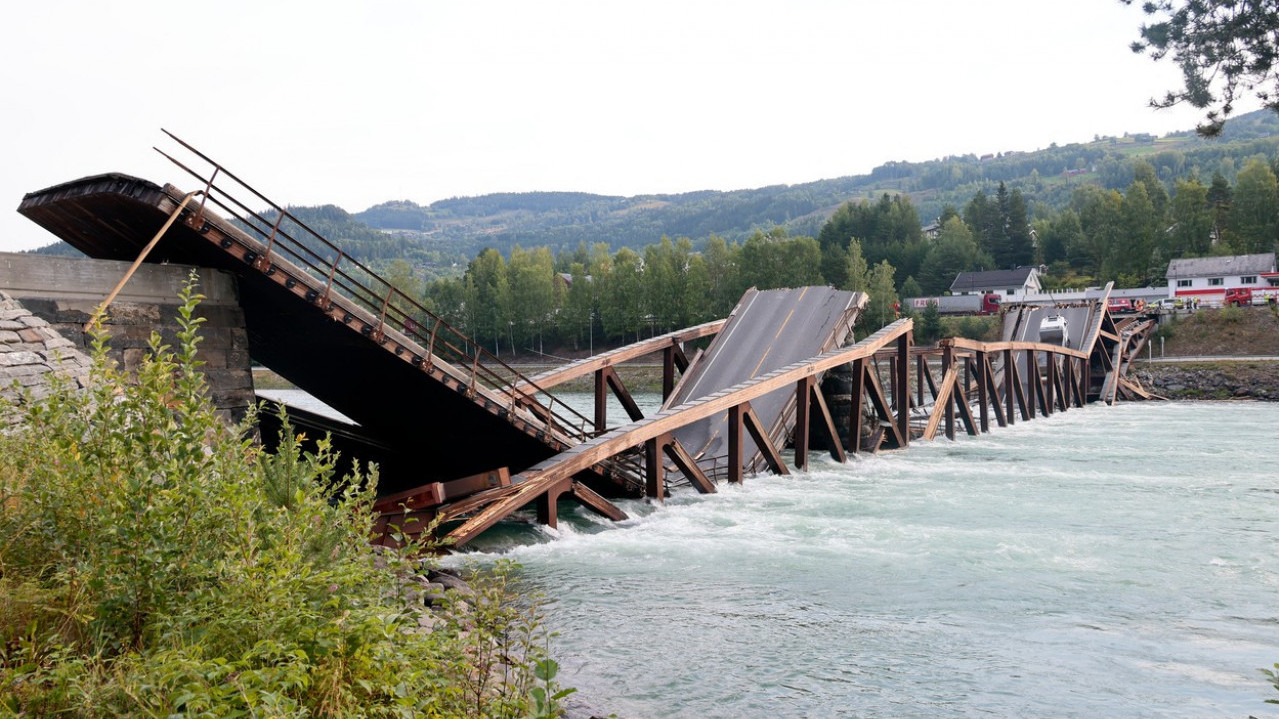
left=1107, top=298, right=1142, bottom=314
left=904, top=293, right=1001, bottom=316
left=1223, top=287, right=1279, bottom=307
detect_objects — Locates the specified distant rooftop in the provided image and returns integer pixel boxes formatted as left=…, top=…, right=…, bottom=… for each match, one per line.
left=1166, top=253, right=1276, bottom=279
left=950, top=267, right=1036, bottom=293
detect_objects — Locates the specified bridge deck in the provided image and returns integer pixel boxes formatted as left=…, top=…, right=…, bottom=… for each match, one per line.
left=663, top=286, right=864, bottom=480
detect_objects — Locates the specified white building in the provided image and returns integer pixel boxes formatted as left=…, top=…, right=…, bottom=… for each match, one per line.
left=949, top=267, right=1042, bottom=301
left=1165, top=253, right=1278, bottom=304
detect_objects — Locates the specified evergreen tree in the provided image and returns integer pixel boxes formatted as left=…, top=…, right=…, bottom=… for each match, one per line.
left=1206, top=171, right=1233, bottom=248
left=817, top=194, right=925, bottom=287
left=1125, top=0, right=1279, bottom=135
left=1119, top=181, right=1159, bottom=279
left=1228, top=158, right=1279, bottom=253
left=1003, top=185, right=1035, bottom=267
left=1072, top=185, right=1126, bottom=279
left=1168, top=177, right=1214, bottom=257
left=1034, top=210, right=1085, bottom=267
left=900, top=275, right=923, bottom=302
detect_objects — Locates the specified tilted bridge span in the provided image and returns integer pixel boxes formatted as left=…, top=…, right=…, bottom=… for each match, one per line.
left=16, top=134, right=1159, bottom=549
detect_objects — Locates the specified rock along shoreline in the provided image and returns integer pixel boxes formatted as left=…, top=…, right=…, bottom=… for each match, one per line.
left=1132, top=360, right=1279, bottom=401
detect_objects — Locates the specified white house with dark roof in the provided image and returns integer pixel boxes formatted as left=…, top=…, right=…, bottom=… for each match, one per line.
left=1165, top=252, right=1277, bottom=304
left=949, top=267, right=1042, bottom=301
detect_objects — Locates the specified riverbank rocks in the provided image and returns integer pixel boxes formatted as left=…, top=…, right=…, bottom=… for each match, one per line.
left=0, top=291, right=91, bottom=420
left=1132, top=361, right=1279, bottom=401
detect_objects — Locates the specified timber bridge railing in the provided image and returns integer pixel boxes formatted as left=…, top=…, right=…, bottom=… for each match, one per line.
left=150, top=131, right=604, bottom=446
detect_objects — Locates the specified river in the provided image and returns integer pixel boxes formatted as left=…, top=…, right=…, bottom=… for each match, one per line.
left=446, top=399, right=1279, bottom=718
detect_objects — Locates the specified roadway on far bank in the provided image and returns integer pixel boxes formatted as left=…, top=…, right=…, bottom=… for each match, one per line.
left=1141, top=355, right=1279, bottom=363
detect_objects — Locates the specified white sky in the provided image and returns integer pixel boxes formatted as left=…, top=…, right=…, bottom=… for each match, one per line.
left=0, top=0, right=1238, bottom=253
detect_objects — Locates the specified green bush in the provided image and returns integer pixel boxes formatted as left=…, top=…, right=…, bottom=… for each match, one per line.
left=1217, top=304, right=1245, bottom=324
left=0, top=276, right=569, bottom=717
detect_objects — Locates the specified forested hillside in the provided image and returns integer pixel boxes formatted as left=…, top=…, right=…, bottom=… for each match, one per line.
left=25, top=109, right=1279, bottom=359
left=31, top=109, right=1279, bottom=280
left=413, top=109, right=1279, bottom=357
left=349, top=108, right=1279, bottom=259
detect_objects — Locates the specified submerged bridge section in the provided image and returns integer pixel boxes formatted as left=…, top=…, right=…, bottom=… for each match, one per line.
left=439, top=289, right=1158, bottom=547
left=15, top=134, right=1159, bottom=550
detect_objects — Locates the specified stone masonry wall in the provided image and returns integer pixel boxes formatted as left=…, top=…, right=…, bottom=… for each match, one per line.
left=0, top=253, right=254, bottom=421
left=0, top=290, right=92, bottom=414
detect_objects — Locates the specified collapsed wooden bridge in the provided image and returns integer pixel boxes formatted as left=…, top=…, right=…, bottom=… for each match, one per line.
left=17, top=134, right=1158, bottom=549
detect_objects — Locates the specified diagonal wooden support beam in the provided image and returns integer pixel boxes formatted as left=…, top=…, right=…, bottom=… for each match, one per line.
left=984, top=359, right=1007, bottom=428
left=918, top=354, right=940, bottom=404
left=953, top=381, right=978, bottom=436
left=863, top=361, right=906, bottom=449
left=922, top=367, right=956, bottom=441
left=569, top=481, right=628, bottom=521
left=663, top=437, right=717, bottom=494
left=1070, top=358, right=1087, bottom=408
left=1053, top=356, right=1068, bottom=412
left=808, top=382, right=847, bottom=463
left=1009, top=352, right=1030, bottom=421
left=742, top=404, right=790, bottom=476
left=603, top=365, right=644, bottom=422
left=1030, top=354, right=1049, bottom=418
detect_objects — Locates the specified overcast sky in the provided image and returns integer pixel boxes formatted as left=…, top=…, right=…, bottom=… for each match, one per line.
left=0, top=0, right=1237, bottom=253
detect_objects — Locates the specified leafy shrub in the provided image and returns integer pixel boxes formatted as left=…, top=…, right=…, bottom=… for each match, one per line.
left=0, top=276, right=569, bottom=717
left=953, top=316, right=998, bottom=341
left=1217, top=304, right=1245, bottom=324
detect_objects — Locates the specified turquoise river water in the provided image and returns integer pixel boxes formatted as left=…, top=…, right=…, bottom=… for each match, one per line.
left=449, top=400, right=1279, bottom=718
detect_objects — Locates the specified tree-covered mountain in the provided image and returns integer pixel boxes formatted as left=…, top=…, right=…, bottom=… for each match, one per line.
left=30, top=109, right=1279, bottom=273
left=344, top=109, right=1279, bottom=261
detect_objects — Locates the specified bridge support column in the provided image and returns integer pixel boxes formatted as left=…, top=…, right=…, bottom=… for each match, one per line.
left=943, top=344, right=955, bottom=441
left=895, top=332, right=911, bottom=447
left=536, top=480, right=569, bottom=528
left=794, top=376, right=813, bottom=471
left=728, top=404, right=744, bottom=483
left=594, top=369, right=607, bottom=432
left=975, top=350, right=989, bottom=433
left=661, top=344, right=689, bottom=401
left=645, top=436, right=665, bottom=501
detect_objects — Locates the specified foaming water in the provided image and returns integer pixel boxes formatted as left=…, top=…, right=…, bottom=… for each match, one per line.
left=449, top=401, right=1279, bottom=718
